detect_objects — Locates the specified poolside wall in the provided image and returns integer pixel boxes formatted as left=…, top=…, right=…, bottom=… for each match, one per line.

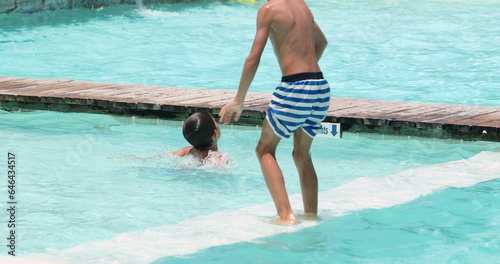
left=0, top=0, right=193, bottom=13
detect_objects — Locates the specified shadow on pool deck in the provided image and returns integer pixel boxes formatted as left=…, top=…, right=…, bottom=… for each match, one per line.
left=0, top=76, right=499, bottom=141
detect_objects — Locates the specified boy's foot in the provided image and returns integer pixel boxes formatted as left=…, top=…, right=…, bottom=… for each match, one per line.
left=302, top=213, right=320, bottom=221
left=270, top=213, right=298, bottom=225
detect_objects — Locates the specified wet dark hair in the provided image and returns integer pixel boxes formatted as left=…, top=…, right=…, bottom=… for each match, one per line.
left=182, top=112, right=216, bottom=151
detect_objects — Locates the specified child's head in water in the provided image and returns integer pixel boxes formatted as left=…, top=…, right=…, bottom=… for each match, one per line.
left=183, top=112, right=220, bottom=151
left=173, top=112, right=221, bottom=159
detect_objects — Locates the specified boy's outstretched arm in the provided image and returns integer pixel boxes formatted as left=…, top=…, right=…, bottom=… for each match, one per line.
left=219, top=6, right=271, bottom=124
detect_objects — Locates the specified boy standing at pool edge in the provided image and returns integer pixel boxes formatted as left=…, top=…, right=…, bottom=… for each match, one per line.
left=219, top=0, right=330, bottom=224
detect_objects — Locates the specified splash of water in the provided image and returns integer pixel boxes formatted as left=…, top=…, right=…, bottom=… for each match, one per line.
left=173, top=150, right=231, bottom=170
left=135, top=0, right=144, bottom=10
left=134, top=0, right=183, bottom=18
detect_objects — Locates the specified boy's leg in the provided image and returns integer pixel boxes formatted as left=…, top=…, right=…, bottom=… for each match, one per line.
left=293, top=127, right=318, bottom=217
left=256, top=119, right=297, bottom=224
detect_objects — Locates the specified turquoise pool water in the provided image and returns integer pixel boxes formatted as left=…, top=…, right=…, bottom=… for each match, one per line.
left=0, top=0, right=499, bottom=106
left=0, top=110, right=499, bottom=263
left=1, top=0, right=499, bottom=263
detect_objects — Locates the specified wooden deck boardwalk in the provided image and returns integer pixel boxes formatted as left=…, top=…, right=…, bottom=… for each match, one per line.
left=0, top=76, right=499, bottom=141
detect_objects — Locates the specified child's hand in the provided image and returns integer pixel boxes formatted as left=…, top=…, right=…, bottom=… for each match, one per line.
left=219, top=100, right=243, bottom=124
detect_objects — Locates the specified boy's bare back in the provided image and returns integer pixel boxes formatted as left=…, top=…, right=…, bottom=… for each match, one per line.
left=219, top=0, right=327, bottom=124
left=260, top=0, right=326, bottom=75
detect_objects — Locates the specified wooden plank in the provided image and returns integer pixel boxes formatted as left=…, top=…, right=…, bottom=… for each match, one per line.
left=39, top=84, right=121, bottom=95
left=3, top=80, right=77, bottom=94
left=0, top=77, right=54, bottom=88
left=1, top=76, right=499, bottom=140
left=9, top=81, right=112, bottom=95
left=443, top=110, right=500, bottom=127
left=76, top=87, right=141, bottom=98
left=175, top=91, right=235, bottom=103
left=355, top=103, right=430, bottom=119
left=328, top=102, right=411, bottom=118
left=0, top=77, right=71, bottom=89
left=147, top=90, right=236, bottom=108
left=242, top=100, right=269, bottom=109
left=179, top=94, right=232, bottom=104
left=328, top=100, right=387, bottom=116
left=0, top=77, right=27, bottom=83
left=11, top=79, right=82, bottom=91
left=476, top=120, right=500, bottom=128
left=40, top=83, right=126, bottom=96
left=399, top=105, right=490, bottom=124
left=182, top=98, right=234, bottom=108
left=105, top=85, right=188, bottom=99
left=47, top=82, right=149, bottom=96
left=472, top=111, right=500, bottom=127
left=116, top=85, right=176, bottom=95
left=0, top=81, right=38, bottom=90
left=330, top=97, right=390, bottom=112
left=420, top=107, right=498, bottom=125
left=245, top=106, right=269, bottom=113
left=114, top=87, right=195, bottom=101
left=377, top=105, right=452, bottom=122
left=155, top=90, right=218, bottom=104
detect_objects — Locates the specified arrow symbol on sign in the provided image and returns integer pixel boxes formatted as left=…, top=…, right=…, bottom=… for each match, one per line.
left=331, top=124, right=338, bottom=137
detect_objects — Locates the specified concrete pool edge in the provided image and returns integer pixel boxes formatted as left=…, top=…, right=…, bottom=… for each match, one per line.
left=0, top=76, right=499, bottom=142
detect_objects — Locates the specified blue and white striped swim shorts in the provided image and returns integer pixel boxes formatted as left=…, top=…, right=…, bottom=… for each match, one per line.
left=266, top=72, right=331, bottom=139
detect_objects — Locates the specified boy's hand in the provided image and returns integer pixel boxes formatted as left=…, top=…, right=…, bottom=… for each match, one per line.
left=219, top=100, right=243, bottom=124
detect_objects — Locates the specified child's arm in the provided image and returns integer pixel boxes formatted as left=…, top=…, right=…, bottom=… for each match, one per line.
left=219, top=6, right=271, bottom=124
left=172, top=146, right=193, bottom=157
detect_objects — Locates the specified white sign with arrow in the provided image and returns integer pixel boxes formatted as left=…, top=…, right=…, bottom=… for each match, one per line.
left=317, top=122, right=341, bottom=138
